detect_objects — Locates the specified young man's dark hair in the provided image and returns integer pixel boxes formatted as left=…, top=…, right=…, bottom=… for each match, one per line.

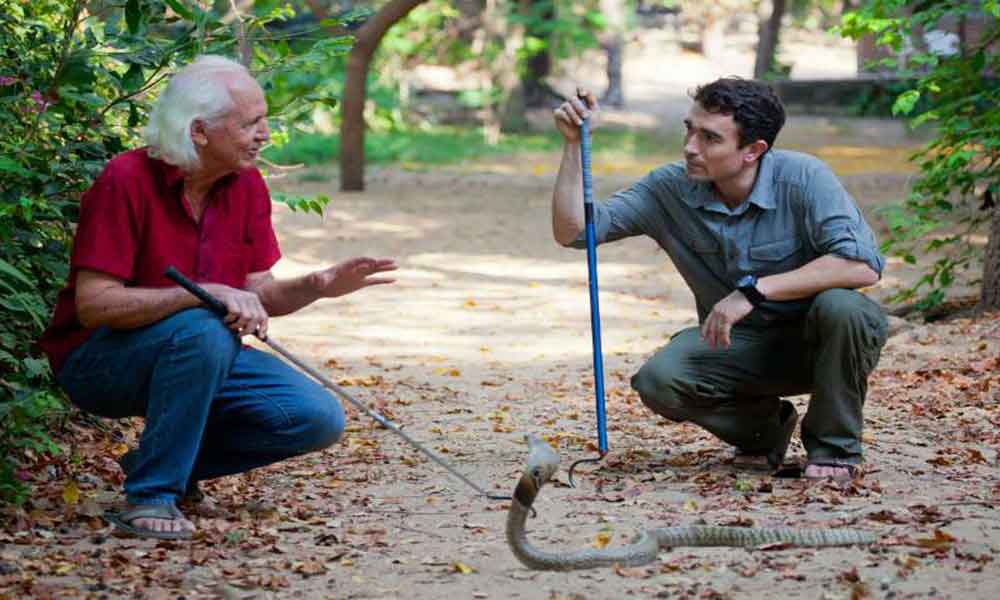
left=692, top=77, right=786, bottom=151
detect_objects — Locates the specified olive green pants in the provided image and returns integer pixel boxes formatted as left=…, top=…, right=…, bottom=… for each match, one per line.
left=630, top=289, right=888, bottom=465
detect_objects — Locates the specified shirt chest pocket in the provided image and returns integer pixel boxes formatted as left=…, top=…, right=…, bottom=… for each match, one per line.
left=749, top=237, right=802, bottom=274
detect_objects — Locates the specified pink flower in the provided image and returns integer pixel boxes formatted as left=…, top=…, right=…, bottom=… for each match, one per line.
left=30, top=90, right=51, bottom=113
left=0, top=76, right=15, bottom=86
left=16, top=469, right=31, bottom=481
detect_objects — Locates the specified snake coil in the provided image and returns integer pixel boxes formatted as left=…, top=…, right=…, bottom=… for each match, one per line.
left=506, top=435, right=876, bottom=571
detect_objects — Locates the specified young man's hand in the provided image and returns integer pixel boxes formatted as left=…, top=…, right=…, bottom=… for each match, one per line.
left=553, top=88, right=599, bottom=143
left=701, top=290, right=754, bottom=349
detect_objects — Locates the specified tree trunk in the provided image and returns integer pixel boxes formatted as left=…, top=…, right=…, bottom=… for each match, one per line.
left=338, top=0, right=427, bottom=191
left=979, top=198, right=1000, bottom=312
left=521, top=0, right=554, bottom=108
left=754, top=0, right=787, bottom=79
left=482, top=0, right=525, bottom=136
left=599, top=0, right=625, bottom=107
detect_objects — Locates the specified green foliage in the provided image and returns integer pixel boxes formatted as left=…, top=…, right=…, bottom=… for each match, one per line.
left=358, top=0, right=602, bottom=123
left=270, top=192, right=331, bottom=216
left=0, top=0, right=350, bottom=504
left=838, top=1, right=999, bottom=310
left=846, top=78, right=930, bottom=117
left=264, top=126, right=678, bottom=168
left=508, top=0, right=603, bottom=68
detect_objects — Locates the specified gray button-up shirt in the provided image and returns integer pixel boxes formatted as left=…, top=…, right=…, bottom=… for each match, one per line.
left=571, top=149, right=884, bottom=326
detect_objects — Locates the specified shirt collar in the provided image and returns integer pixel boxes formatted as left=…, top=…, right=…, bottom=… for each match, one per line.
left=679, top=152, right=777, bottom=214
left=149, top=149, right=240, bottom=194
left=148, top=149, right=187, bottom=190
left=743, top=151, right=777, bottom=211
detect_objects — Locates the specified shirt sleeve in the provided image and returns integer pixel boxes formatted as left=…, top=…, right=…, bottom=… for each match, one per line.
left=71, top=162, right=140, bottom=282
left=247, top=170, right=282, bottom=273
left=569, top=164, right=679, bottom=249
left=802, top=164, right=886, bottom=276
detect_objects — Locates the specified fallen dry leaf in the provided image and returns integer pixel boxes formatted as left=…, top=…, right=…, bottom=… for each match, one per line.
left=61, top=481, right=79, bottom=506
left=452, top=561, right=475, bottom=575
left=593, top=531, right=612, bottom=549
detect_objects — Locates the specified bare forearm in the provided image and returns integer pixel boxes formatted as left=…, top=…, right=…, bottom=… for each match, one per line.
left=252, top=274, right=321, bottom=317
left=757, top=255, right=880, bottom=301
left=552, top=142, right=585, bottom=246
left=77, top=286, right=200, bottom=329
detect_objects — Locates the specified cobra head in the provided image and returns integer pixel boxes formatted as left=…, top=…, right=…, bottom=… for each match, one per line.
left=524, top=434, right=560, bottom=488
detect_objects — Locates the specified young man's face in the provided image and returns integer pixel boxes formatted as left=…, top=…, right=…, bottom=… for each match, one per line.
left=682, top=104, right=751, bottom=183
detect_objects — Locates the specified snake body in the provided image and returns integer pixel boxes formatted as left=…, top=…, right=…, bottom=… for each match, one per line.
left=506, top=435, right=876, bottom=571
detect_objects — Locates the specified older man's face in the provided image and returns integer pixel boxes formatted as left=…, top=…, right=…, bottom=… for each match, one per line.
left=201, top=76, right=269, bottom=174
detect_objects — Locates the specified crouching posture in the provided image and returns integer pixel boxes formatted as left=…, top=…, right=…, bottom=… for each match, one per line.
left=550, top=78, right=888, bottom=480
left=39, top=55, right=397, bottom=539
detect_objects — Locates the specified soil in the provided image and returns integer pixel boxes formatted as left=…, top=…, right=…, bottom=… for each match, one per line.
left=2, top=31, right=998, bottom=600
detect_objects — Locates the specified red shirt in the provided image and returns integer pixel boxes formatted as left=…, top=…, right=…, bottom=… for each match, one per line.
left=39, top=149, right=281, bottom=374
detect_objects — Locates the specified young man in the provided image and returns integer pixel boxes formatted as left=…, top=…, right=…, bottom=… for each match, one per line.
left=550, top=77, right=888, bottom=480
left=40, top=56, right=397, bottom=539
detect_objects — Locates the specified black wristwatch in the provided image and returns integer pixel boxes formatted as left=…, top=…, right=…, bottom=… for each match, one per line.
left=735, top=274, right=767, bottom=307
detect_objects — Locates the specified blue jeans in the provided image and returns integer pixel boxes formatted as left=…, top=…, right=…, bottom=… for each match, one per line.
left=57, top=308, right=344, bottom=507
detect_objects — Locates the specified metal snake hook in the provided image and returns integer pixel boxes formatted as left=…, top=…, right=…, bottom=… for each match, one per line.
left=566, top=454, right=606, bottom=488
left=567, top=101, right=610, bottom=488
left=165, top=267, right=512, bottom=502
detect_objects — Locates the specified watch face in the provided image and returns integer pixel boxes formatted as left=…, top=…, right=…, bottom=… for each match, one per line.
left=736, top=274, right=755, bottom=288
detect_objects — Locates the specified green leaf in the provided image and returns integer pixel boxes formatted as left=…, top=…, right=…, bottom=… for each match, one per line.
left=125, top=0, right=141, bottom=35
left=0, top=156, right=33, bottom=178
left=128, top=102, right=141, bottom=127
left=59, top=50, right=96, bottom=88
left=0, top=258, right=35, bottom=288
left=892, top=89, right=921, bottom=116
left=21, top=357, right=50, bottom=381
left=304, top=93, right=338, bottom=109
left=272, top=193, right=330, bottom=216
left=0, top=349, right=18, bottom=368
left=163, top=0, right=195, bottom=21
left=122, top=63, right=144, bottom=93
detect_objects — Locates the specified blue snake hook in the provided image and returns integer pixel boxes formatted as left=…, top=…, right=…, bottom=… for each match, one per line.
left=566, top=115, right=609, bottom=488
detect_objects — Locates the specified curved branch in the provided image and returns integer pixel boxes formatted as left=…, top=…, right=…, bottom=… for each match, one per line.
left=339, top=0, right=427, bottom=191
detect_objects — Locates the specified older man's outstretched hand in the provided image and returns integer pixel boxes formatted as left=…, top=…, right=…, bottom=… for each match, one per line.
left=312, top=257, right=398, bottom=299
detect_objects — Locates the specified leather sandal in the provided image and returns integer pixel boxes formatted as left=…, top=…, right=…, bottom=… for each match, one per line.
left=803, top=461, right=861, bottom=481
left=103, top=503, right=194, bottom=540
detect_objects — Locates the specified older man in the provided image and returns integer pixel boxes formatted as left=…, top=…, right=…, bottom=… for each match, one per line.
left=551, top=78, right=888, bottom=480
left=40, top=55, right=397, bottom=539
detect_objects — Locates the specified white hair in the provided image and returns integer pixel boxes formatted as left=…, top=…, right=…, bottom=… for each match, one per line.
left=144, top=55, right=252, bottom=171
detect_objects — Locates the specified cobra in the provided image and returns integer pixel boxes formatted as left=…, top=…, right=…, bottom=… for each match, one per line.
left=506, top=435, right=876, bottom=571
